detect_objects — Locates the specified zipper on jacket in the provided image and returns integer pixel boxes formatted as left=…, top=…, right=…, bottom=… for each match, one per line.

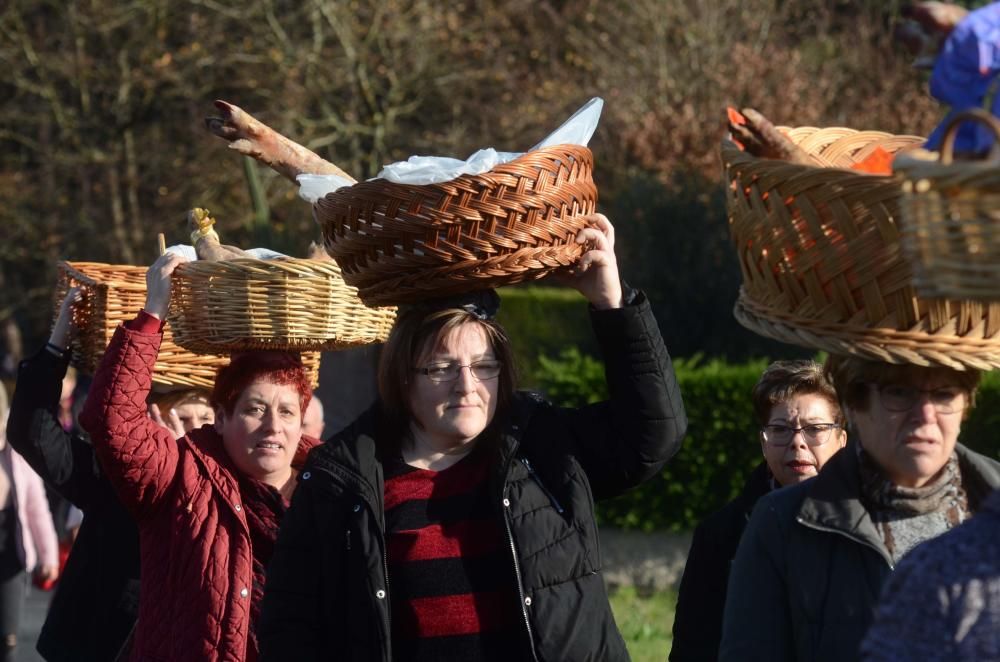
left=795, top=517, right=895, bottom=570
left=521, top=457, right=565, bottom=514
left=345, top=529, right=351, bottom=551
left=502, top=484, right=540, bottom=661
left=364, top=499, right=392, bottom=662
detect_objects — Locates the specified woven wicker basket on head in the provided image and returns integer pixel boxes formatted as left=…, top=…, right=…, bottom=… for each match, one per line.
left=723, top=127, right=1000, bottom=371
left=896, top=109, right=1000, bottom=301
left=56, top=262, right=323, bottom=389
left=167, top=257, right=396, bottom=353
left=313, top=144, right=598, bottom=306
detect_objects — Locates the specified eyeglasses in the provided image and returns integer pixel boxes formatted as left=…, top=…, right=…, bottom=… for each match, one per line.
left=414, top=360, right=502, bottom=383
left=871, top=383, right=966, bottom=414
left=761, top=423, right=841, bottom=447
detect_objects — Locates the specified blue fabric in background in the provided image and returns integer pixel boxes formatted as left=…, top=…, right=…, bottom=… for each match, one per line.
left=926, top=2, right=1000, bottom=153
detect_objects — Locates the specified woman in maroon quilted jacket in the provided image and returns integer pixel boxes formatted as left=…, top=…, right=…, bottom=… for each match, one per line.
left=79, top=252, right=320, bottom=662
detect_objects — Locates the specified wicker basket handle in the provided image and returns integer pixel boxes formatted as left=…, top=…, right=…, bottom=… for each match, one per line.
left=940, top=108, right=1000, bottom=165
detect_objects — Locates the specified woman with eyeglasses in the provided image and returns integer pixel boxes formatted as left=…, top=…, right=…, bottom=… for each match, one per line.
left=671, top=360, right=846, bottom=662
left=720, top=356, right=1000, bottom=662
left=259, top=214, right=688, bottom=661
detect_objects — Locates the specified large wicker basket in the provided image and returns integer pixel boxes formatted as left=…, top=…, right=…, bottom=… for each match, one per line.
left=896, top=109, right=1000, bottom=301
left=167, top=257, right=396, bottom=353
left=723, top=127, right=1000, bottom=371
left=56, top=262, right=322, bottom=388
left=313, top=144, right=597, bottom=306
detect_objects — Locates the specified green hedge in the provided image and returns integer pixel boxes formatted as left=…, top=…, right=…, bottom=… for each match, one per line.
left=533, top=349, right=1000, bottom=532
left=497, top=286, right=596, bottom=385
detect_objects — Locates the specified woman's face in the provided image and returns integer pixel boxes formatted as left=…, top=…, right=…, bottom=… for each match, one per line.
left=851, top=376, right=967, bottom=488
left=408, top=322, right=499, bottom=453
left=173, top=398, right=215, bottom=432
left=215, top=379, right=303, bottom=485
left=761, top=393, right=847, bottom=487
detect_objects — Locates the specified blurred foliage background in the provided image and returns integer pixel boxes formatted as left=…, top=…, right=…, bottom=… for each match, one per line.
left=1, top=0, right=988, bottom=529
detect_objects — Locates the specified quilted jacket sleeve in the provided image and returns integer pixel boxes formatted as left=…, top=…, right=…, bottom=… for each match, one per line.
left=79, top=323, right=181, bottom=519
left=555, top=290, right=687, bottom=500
left=7, top=347, right=105, bottom=510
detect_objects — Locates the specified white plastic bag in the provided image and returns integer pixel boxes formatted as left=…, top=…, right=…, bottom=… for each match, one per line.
left=166, top=245, right=288, bottom=260
left=296, top=97, right=604, bottom=202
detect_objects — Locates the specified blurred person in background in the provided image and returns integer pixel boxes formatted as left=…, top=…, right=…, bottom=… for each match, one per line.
left=301, top=395, right=325, bottom=439
left=671, top=360, right=846, bottom=661
left=861, top=486, right=1000, bottom=661
left=0, top=383, right=59, bottom=661
left=147, top=387, right=215, bottom=438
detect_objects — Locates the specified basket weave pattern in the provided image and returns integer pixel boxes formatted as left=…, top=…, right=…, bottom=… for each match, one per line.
left=167, top=258, right=396, bottom=353
left=314, top=144, right=597, bottom=305
left=724, top=128, right=1000, bottom=370
left=896, top=110, right=1000, bottom=301
left=56, top=262, right=322, bottom=389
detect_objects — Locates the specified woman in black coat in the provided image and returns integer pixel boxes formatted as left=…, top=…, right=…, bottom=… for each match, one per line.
left=670, top=360, right=846, bottom=661
left=259, top=214, right=688, bottom=661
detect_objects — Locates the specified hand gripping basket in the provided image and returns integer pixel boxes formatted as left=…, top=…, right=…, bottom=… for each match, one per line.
left=313, top=144, right=598, bottom=306
left=166, top=257, right=396, bottom=353
left=723, top=126, right=1000, bottom=371
left=896, top=109, right=1000, bottom=301
left=56, top=262, right=322, bottom=388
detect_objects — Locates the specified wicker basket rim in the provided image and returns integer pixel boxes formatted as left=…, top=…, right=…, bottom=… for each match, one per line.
left=734, top=291, right=1000, bottom=370
left=323, top=143, right=594, bottom=195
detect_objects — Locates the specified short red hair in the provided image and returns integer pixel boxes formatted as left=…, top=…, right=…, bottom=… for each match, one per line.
left=211, top=351, right=312, bottom=417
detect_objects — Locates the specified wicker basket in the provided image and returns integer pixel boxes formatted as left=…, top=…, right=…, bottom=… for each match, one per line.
left=56, top=262, right=323, bottom=388
left=167, top=257, right=396, bottom=353
left=896, top=109, right=1000, bottom=301
left=313, top=144, right=597, bottom=306
left=723, top=127, right=1000, bottom=371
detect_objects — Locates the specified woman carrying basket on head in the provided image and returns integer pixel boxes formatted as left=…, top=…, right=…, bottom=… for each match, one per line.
left=720, top=355, right=1000, bottom=662
left=78, top=252, right=321, bottom=662
left=258, top=213, right=687, bottom=661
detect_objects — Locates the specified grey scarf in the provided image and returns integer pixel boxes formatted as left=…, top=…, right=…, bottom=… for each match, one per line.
left=859, top=447, right=969, bottom=563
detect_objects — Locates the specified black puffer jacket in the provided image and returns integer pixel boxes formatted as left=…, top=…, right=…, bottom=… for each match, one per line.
left=259, top=293, right=687, bottom=661
left=7, top=348, right=139, bottom=662
left=670, top=462, right=771, bottom=661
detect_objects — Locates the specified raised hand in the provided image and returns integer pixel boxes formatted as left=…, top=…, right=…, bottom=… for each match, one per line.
left=144, top=252, right=189, bottom=320
left=561, top=213, right=623, bottom=310
left=49, top=287, right=85, bottom=351
left=149, top=404, right=186, bottom=439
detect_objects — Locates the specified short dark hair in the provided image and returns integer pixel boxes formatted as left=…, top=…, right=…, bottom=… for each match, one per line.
left=211, top=352, right=312, bottom=417
left=751, top=360, right=843, bottom=427
left=378, top=307, right=518, bottom=439
left=823, top=355, right=980, bottom=415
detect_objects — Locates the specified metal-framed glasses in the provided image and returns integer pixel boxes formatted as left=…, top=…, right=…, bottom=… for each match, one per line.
left=761, top=423, right=841, bottom=447
left=872, top=383, right=966, bottom=414
left=415, top=360, right=502, bottom=383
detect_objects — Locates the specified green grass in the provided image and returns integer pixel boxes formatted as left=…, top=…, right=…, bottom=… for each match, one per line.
left=609, top=586, right=676, bottom=661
